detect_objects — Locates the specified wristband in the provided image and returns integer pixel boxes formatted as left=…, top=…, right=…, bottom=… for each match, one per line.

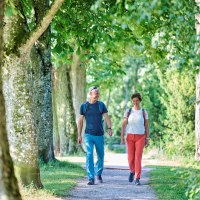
left=108, top=128, right=112, bottom=130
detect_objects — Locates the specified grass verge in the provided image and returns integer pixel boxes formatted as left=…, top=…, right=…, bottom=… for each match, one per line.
left=21, top=159, right=86, bottom=200
left=148, top=165, right=187, bottom=200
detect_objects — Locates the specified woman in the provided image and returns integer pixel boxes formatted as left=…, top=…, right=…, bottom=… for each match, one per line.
left=121, top=93, right=149, bottom=185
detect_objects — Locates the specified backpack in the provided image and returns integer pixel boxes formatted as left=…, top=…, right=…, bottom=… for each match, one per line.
left=82, top=101, right=105, bottom=127
left=82, top=101, right=104, bottom=115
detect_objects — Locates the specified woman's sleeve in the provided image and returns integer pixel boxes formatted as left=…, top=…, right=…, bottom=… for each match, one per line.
left=124, top=109, right=129, bottom=118
left=145, top=110, right=149, bottom=119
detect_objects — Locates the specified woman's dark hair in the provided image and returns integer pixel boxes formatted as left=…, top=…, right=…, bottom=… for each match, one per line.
left=131, top=93, right=142, bottom=101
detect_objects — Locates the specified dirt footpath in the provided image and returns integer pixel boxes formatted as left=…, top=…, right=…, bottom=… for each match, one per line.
left=66, top=153, right=157, bottom=200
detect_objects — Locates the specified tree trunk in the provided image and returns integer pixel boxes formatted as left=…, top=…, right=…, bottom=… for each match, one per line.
left=0, top=0, right=22, bottom=198
left=195, top=4, right=200, bottom=160
left=31, top=0, right=55, bottom=162
left=2, top=55, right=43, bottom=188
left=31, top=45, right=54, bottom=163
left=52, top=62, right=82, bottom=155
left=2, top=2, right=43, bottom=187
left=66, top=66, right=79, bottom=153
left=52, top=65, right=68, bottom=156
left=2, top=0, right=64, bottom=188
left=0, top=88, right=22, bottom=199
left=70, top=51, right=86, bottom=122
left=70, top=51, right=86, bottom=153
left=52, top=69, right=60, bottom=156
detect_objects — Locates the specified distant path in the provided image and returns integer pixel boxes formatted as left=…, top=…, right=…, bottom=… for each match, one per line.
left=65, top=152, right=158, bottom=200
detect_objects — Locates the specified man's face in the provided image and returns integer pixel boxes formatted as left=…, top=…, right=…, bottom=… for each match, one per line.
left=90, top=89, right=99, bottom=101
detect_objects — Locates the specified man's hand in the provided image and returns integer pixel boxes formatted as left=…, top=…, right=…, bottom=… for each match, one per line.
left=78, top=135, right=82, bottom=144
left=108, top=129, right=112, bottom=137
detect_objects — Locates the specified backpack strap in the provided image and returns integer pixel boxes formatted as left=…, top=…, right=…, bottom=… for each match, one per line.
left=83, top=101, right=104, bottom=115
left=83, top=101, right=89, bottom=115
left=127, top=108, right=132, bottom=118
left=142, top=108, right=146, bottom=126
left=142, top=108, right=146, bottom=119
left=98, top=101, right=104, bottom=115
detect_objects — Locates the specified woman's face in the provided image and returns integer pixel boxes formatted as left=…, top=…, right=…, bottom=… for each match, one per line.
left=132, top=97, right=140, bottom=106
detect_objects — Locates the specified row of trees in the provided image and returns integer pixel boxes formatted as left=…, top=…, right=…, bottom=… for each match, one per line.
left=0, top=0, right=200, bottom=199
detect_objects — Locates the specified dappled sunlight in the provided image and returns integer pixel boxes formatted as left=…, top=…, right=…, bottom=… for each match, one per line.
left=1, top=0, right=199, bottom=199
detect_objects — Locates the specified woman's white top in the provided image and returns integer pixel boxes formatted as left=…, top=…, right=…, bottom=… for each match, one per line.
left=124, top=108, right=148, bottom=135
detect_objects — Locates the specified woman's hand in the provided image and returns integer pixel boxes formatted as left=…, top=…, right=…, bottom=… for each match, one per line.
left=121, top=135, right=125, bottom=144
left=145, top=138, right=149, bottom=147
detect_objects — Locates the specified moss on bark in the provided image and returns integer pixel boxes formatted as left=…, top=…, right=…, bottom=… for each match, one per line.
left=0, top=1, right=22, bottom=198
left=2, top=55, right=43, bottom=188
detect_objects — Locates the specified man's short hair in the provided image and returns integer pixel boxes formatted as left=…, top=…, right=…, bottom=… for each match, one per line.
left=89, top=86, right=99, bottom=93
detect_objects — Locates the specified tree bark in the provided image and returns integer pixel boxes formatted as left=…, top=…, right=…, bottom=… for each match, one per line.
left=52, top=65, right=68, bottom=156
left=2, top=55, right=43, bottom=188
left=2, top=0, right=64, bottom=187
left=52, top=62, right=82, bottom=155
left=0, top=0, right=22, bottom=198
left=2, top=1, right=43, bottom=187
left=66, top=66, right=79, bottom=153
left=70, top=50, right=86, bottom=122
left=70, top=50, right=86, bottom=152
left=31, top=46, right=54, bottom=163
left=32, top=0, right=55, bottom=163
left=52, top=69, right=60, bottom=156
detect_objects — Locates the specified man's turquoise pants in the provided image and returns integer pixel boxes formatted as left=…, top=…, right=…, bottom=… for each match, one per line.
left=84, top=134, right=104, bottom=180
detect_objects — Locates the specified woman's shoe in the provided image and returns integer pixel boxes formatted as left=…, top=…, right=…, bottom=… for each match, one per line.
left=135, top=178, right=141, bottom=185
left=129, top=172, right=134, bottom=182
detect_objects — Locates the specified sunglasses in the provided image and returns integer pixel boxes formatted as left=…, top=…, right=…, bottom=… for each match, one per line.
left=90, top=86, right=98, bottom=92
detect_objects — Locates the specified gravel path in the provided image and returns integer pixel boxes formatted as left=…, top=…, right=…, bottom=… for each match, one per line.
left=66, top=153, right=157, bottom=200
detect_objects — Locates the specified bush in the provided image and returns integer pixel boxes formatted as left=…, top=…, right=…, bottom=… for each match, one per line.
left=176, top=162, right=200, bottom=200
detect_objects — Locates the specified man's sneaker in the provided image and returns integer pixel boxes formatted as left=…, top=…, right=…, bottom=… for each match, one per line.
left=87, top=179, right=95, bottom=185
left=135, top=178, right=141, bottom=186
left=97, top=175, right=103, bottom=183
left=129, top=172, right=134, bottom=182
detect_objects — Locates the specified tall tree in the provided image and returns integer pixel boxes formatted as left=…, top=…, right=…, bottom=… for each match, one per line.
left=0, top=0, right=22, bottom=198
left=31, top=0, right=55, bottom=163
left=52, top=64, right=68, bottom=156
left=2, top=0, right=64, bottom=187
left=52, top=62, right=80, bottom=155
left=70, top=49, right=86, bottom=122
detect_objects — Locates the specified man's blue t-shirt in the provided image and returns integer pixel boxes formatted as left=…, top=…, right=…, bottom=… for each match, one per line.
left=80, top=101, right=108, bottom=136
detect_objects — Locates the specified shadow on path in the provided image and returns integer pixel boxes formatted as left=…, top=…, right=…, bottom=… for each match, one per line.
left=66, top=153, right=157, bottom=200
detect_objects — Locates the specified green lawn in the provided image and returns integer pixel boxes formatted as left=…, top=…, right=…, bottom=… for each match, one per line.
left=148, top=166, right=187, bottom=200
left=21, top=159, right=86, bottom=199
left=40, top=160, right=86, bottom=196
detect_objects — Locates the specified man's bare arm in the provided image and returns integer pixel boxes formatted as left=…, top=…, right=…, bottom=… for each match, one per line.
left=104, top=112, right=112, bottom=136
left=78, top=115, right=84, bottom=144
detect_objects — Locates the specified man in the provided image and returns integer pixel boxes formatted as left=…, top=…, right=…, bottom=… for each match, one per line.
left=78, top=86, right=112, bottom=185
